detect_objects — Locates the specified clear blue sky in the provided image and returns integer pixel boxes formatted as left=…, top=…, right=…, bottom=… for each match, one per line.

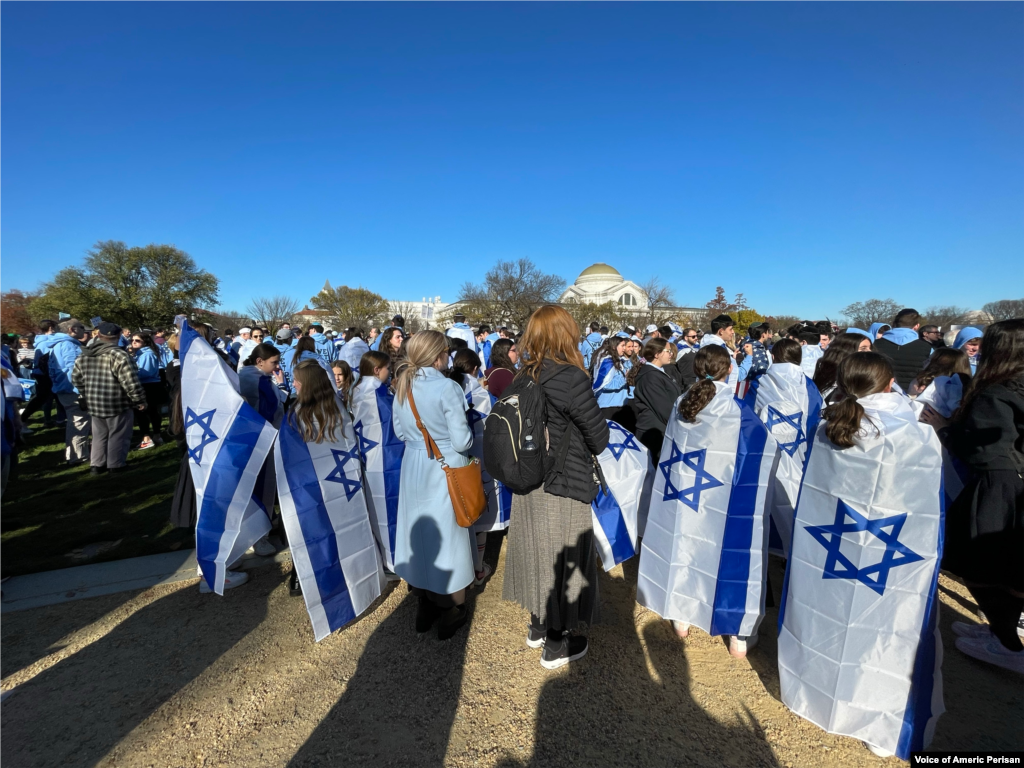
left=3, top=2, right=1022, bottom=319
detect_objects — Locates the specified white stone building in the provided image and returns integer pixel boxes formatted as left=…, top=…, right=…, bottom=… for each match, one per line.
left=559, top=263, right=649, bottom=309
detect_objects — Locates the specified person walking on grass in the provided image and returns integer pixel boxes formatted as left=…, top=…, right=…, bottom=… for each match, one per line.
left=71, top=322, right=147, bottom=475
left=49, top=320, right=91, bottom=466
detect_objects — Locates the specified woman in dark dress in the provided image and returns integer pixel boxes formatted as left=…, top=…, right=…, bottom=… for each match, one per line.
left=921, top=319, right=1024, bottom=672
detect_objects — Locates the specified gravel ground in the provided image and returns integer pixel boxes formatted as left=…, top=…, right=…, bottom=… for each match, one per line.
left=2, top=537, right=1021, bottom=768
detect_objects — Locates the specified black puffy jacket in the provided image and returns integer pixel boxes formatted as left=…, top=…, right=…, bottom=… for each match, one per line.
left=538, top=360, right=610, bottom=503
left=631, top=364, right=682, bottom=458
left=874, top=337, right=933, bottom=391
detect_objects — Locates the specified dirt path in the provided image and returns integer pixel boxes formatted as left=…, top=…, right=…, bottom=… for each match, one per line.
left=2, top=539, right=1021, bottom=767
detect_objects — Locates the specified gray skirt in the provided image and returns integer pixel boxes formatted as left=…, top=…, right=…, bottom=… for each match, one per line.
left=502, top=486, right=600, bottom=630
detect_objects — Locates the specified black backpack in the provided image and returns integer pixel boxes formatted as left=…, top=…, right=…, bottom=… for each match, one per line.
left=483, top=373, right=566, bottom=494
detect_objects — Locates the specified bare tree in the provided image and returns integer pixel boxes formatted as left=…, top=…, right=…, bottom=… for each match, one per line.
left=457, top=258, right=565, bottom=331
left=638, top=277, right=677, bottom=328
left=982, top=298, right=1024, bottom=322
left=839, top=298, right=901, bottom=329
left=563, top=300, right=626, bottom=335
left=921, top=305, right=970, bottom=330
left=388, top=301, right=424, bottom=333
left=208, top=308, right=252, bottom=332
left=246, top=295, right=300, bottom=335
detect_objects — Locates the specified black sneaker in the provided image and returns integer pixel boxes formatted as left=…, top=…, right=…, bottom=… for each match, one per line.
left=415, top=597, right=442, bottom=633
left=526, top=624, right=546, bottom=649
left=288, top=568, right=303, bottom=597
left=540, top=634, right=588, bottom=669
left=90, top=466, right=107, bottom=475
left=437, top=604, right=468, bottom=641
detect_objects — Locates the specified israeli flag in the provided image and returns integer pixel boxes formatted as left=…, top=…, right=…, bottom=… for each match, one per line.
left=743, top=362, right=824, bottom=556
left=592, top=421, right=649, bottom=571
left=636, top=383, right=779, bottom=639
left=911, top=375, right=970, bottom=509
left=778, top=393, right=944, bottom=760
left=179, top=321, right=276, bottom=594
left=275, top=405, right=386, bottom=641
left=350, top=377, right=405, bottom=571
left=461, top=377, right=512, bottom=532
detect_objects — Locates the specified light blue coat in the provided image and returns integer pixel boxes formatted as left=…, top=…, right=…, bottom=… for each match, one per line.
left=953, top=326, right=983, bottom=375
left=49, top=336, right=84, bottom=394
left=134, top=347, right=162, bottom=384
left=392, top=367, right=475, bottom=594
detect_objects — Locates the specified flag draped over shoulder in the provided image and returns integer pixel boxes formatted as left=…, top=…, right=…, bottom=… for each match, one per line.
left=743, top=362, right=823, bottom=556
left=911, top=375, right=971, bottom=507
left=592, top=421, right=648, bottom=570
left=179, top=321, right=277, bottom=594
left=636, top=383, right=778, bottom=638
left=462, top=377, right=512, bottom=532
left=275, top=406, right=385, bottom=641
left=778, top=393, right=944, bottom=760
left=350, top=377, right=405, bottom=571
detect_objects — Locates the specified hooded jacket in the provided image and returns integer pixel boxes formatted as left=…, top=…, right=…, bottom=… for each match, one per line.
left=339, top=337, right=370, bottom=377
left=579, top=332, right=603, bottom=369
left=70, top=340, right=146, bottom=418
left=445, top=323, right=477, bottom=353
left=31, top=332, right=69, bottom=377
left=48, top=336, right=84, bottom=394
left=953, top=327, right=983, bottom=375
left=309, top=332, right=338, bottom=363
left=875, top=328, right=934, bottom=390
left=631, top=363, right=682, bottom=458
left=868, top=322, right=891, bottom=340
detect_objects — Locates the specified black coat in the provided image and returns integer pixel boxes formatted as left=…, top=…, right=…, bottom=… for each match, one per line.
left=671, top=352, right=698, bottom=390
left=539, top=360, right=610, bottom=503
left=631, top=364, right=682, bottom=458
left=941, top=376, right=1024, bottom=592
left=874, top=337, right=933, bottom=391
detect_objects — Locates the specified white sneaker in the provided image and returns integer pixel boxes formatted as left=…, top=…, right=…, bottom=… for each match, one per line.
left=253, top=536, right=276, bottom=557
left=951, top=620, right=992, bottom=639
left=729, top=633, right=758, bottom=659
left=473, top=562, right=493, bottom=587
left=198, top=569, right=249, bottom=593
left=672, top=620, right=690, bottom=639
left=864, top=742, right=894, bottom=757
left=955, top=636, right=1024, bottom=674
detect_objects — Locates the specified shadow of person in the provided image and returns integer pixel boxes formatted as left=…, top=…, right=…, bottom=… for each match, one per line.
left=0, top=566, right=284, bottom=768
left=497, top=536, right=779, bottom=768
left=288, top=517, right=475, bottom=768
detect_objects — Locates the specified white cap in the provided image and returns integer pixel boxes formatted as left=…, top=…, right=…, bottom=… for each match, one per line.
left=646, top=324, right=658, bottom=333
left=239, top=326, right=252, bottom=334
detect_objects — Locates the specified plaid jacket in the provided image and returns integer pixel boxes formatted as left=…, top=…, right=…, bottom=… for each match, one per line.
left=71, top=340, right=147, bottom=418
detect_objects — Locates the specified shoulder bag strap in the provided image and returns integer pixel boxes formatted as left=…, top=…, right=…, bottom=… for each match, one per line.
left=406, top=386, right=445, bottom=465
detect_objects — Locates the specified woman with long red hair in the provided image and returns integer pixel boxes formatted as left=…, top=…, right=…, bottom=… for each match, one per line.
left=502, top=305, right=609, bottom=669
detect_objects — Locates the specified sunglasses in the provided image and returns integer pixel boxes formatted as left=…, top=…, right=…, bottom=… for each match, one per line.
left=131, top=338, right=144, bottom=343
left=252, top=334, right=264, bottom=340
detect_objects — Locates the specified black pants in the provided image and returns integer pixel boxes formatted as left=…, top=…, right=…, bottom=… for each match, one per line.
left=135, top=382, right=166, bottom=436
left=602, top=404, right=637, bottom=433
left=968, top=583, right=1024, bottom=652
left=21, top=374, right=65, bottom=423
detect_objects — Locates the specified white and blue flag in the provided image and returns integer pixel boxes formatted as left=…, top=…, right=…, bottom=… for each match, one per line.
left=350, top=377, right=405, bottom=571
left=179, top=320, right=277, bottom=594
left=778, top=393, right=944, bottom=760
left=462, top=377, right=513, bottom=532
left=743, top=362, right=824, bottom=556
left=275, top=404, right=386, bottom=641
left=912, top=375, right=971, bottom=508
left=592, top=421, right=649, bottom=571
left=636, top=383, right=779, bottom=639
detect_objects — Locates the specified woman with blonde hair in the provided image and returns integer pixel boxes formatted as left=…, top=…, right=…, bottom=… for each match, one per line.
left=503, top=305, right=609, bottom=669
left=392, top=330, right=476, bottom=639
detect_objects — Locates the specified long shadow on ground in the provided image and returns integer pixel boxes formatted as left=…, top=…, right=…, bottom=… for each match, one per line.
left=0, top=568, right=282, bottom=768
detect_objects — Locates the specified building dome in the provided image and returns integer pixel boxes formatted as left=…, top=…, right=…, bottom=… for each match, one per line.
left=576, top=263, right=622, bottom=281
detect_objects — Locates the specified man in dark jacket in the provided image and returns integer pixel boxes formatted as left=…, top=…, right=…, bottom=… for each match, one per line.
left=71, top=322, right=147, bottom=473
left=919, top=325, right=946, bottom=350
left=874, top=308, right=934, bottom=391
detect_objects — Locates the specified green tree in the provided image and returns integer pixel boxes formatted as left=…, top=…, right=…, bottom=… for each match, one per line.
left=29, top=240, right=219, bottom=330
left=311, top=285, right=390, bottom=331
left=562, top=300, right=626, bottom=334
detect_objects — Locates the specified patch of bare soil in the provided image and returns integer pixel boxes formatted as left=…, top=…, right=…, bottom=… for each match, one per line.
left=2, top=539, right=1021, bottom=768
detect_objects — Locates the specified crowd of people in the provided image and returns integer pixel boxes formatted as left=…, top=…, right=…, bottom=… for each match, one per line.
left=1, top=302, right=1021, bottom=754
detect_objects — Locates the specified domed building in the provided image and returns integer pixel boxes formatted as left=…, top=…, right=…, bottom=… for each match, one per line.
left=559, top=263, right=648, bottom=309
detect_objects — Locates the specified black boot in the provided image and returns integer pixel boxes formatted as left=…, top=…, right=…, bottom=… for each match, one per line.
left=437, top=604, right=468, bottom=641
left=289, top=567, right=303, bottom=597
left=416, top=595, right=442, bottom=633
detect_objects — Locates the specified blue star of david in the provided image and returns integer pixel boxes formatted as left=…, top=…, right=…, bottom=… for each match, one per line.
left=184, top=407, right=218, bottom=465
left=353, top=420, right=378, bottom=463
left=659, top=443, right=724, bottom=511
left=765, top=406, right=805, bottom=456
left=607, top=421, right=641, bottom=460
left=805, top=499, right=924, bottom=596
left=324, top=444, right=363, bottom=501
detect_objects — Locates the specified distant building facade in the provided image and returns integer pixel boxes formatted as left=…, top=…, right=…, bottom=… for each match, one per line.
left=559, top=263, right=649, bottom=309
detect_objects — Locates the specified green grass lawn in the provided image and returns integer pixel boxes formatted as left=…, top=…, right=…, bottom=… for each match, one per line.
left=1, top=412, right=195, bottom=577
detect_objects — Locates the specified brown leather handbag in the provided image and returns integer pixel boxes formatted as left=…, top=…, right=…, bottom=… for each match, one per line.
left=407, top=388, right=487, bottom=528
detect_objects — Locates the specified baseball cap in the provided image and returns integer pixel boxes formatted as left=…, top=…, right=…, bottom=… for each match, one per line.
left=645, top=324, right=658, bottom=333
left=276, top=328, right=292, bottom=341
left=97, top=321, right=122, bottom=337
